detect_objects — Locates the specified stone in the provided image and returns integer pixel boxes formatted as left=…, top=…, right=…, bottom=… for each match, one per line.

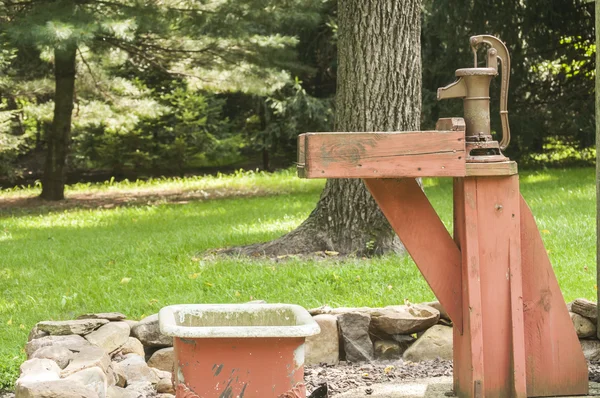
left=403, top=325, right=453, bottom=362
left=337, top=312, right=374, bottom=362
left=571, top=312, right=597, bottom=338
left=374, top=340, right=402, bottom=360
left=119, top=337, right=145, bottom=357
left=581, top=339, right=600, bottom=361
left=27, top=326, right=49, bottom=342
left=123, top=320, right=139, bottom=330
left=131, top=314, right=173, bottom=348
left=151, top=368, right=172, bottom=380
left=106, top=364, right=118, bottom=386
left=61, top=346, right=111, bottom=377
left=125, top=381, right=155, bottom=397
left=37, top=319, right=109, bottom=336
left=78, top=312, right=127, bottom=321
left=111, top=362, right=127, bottom=388
left=156, top=378, right=175, bottom=394
left=18, top=359, right=61, bottom=384
left=147, top=347, right=174, bottom=373
left=156, top=395, right=175, bottom=398
left=391, top=334, right=416, bottom=353
left=107, top=385, right=138, bottom=398
left=571, top=298, right=598, bottom=323
left=371, top=305, right=440, bottom=335
left=15, top=380, right=97, bottom=398
left=119, top=354, right=160, bottom=384
left=64, top=366, right=107, bottom=398
left=31, top=346, right=74, bottom=369
left=424, top=301, right=450, bottom=322
left=85, top=322, right=130, bottom=354
left=25, top=335, right=90, bottom=358
left=306, top=314, right=339, bottom=365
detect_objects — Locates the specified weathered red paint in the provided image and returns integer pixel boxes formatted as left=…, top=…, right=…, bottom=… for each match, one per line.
left=364, top=178, right=463, bottom=332
left=297, top=130, right=466, bottom=178
left=297, top=121, right=589, bottom=397
left=174, top=337, right=306, bottom=398
left=520, top=196, right=589, bottom=397
left=452, top=176, right=527, bottom=398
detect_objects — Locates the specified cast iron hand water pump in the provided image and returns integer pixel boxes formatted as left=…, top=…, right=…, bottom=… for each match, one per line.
left=438, top=35, right=510, bottom=162
left=297, top=35, right=589, bottom=398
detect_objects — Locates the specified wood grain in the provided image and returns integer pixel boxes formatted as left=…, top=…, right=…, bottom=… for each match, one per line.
left=452, top=178, right=486, bottom=398
left=465, top=161, right=518, bottom=176
left=298, top=131, right=466, bottom=178
left=520, top=195, right=589, bottom=397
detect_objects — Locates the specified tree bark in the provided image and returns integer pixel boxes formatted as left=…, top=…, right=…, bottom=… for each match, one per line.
left=595, top=0, right=600, bottom=338
left=40, top=43, right=77, bottom=200
left=233, top=0, right=422, bottom=256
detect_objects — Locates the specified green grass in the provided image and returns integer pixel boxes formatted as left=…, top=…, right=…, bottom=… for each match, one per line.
left=0, top=168, right=317, bottom=200
left=0, top=167, right=596, bottom=389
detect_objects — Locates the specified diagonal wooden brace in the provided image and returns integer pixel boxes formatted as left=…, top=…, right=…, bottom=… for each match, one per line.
left=363, top=178, right=463, bottom=333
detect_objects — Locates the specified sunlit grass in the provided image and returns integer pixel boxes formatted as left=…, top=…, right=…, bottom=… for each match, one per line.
left=0, top=167, right=595, bottom=389
left=0, top=168, right=323, bottom=199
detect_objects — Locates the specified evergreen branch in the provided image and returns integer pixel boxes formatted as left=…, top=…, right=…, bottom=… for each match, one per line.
left=137, top=41, right=217, bottom=55
left=2, top=0, right=43, bottom=6
left=96, top=36, right=207, bottom=81
left=77, top=46, right=114, bottom=102
left=86, top=0, right=214, bottom=14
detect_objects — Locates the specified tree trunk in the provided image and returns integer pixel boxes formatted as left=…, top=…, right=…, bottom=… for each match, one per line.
left=40, top=43, right=77, bottom=200
left=596, top=0, right=600, bottom=338
left=232, top=0, right=422, bottom=256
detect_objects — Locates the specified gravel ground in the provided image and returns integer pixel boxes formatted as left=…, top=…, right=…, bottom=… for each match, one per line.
left=305, top=359, right=453, bottom=397
left=306, top=360, right=600, bottom=397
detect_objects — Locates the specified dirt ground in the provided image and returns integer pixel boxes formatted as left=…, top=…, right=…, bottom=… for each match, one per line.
left=306, top=360, right=600, bottom=397
left=0, top=186, right=271, bottom=213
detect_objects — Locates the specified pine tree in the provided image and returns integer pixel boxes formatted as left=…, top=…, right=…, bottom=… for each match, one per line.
left=1, top=0, right=323, bottom=199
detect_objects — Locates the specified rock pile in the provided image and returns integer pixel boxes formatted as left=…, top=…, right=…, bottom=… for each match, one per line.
left=15, top=298, right=600, bottom=397
left=17, top=313, right=175, bottom=398
left=304, top=298, right=600, bottom=366
left=305, top=302, right=452, bottom=365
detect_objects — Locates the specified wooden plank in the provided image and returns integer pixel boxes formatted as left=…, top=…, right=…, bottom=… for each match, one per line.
left=473, top=176, right=523, bottom=398
left=520, top=195, right=589, bottom=397
left=465, top=161, right=518, bottom=177
left=363, top=178, right=463, bottom=331
left=299, top=130, right=466, bottom=178
left=453, top=178, right=485, bottom=398
left=297, top=134, right=307, bottom=178
left=509, top=235, right=527, bottom=398
left=452, top=178, right=466, bottom=397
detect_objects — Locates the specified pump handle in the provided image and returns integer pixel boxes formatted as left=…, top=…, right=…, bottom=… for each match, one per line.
left=470, top=35, right=511, bottom=150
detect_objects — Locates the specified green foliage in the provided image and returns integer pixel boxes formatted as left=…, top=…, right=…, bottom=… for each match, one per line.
left=0, top=0, right=328, bottom=184
left=421, top=0, right=595, bottom=157
left=0, top=357, right=20, bottom=391
left=244, top=78, right=333, bottom=166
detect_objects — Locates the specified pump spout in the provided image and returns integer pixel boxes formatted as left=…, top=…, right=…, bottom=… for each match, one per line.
left=437, top=77, right=467, bottom=100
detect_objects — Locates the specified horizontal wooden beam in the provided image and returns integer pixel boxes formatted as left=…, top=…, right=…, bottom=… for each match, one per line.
left=297, top=130, right=466, bottom=178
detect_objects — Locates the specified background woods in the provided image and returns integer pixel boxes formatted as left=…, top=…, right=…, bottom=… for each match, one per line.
left=0, top=0, right=595, bottom=194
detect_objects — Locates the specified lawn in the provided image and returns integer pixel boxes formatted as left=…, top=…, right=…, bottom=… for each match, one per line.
left=0, top=167, right=596, bottom=389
